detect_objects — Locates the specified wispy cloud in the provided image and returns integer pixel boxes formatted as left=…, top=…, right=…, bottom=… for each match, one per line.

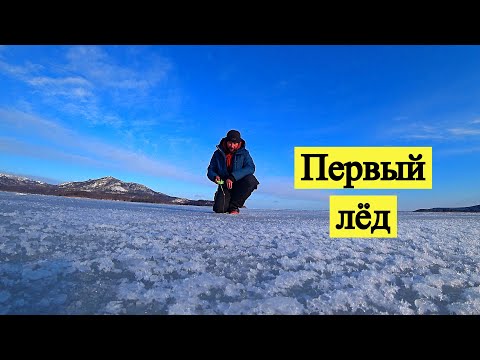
left=0, top=60, right=43, bottom=78
left=402, top=133, right=446, bottom=140
left=0, top=46, right=175, bottom=129
left=60, top=101, right=123, bottom=127
left=27, top=76, right=90, bottom=87
left=26, top=76, right=93, bottom=99
left=0, top=56, right=100, bottom=123
left=130, top=119, right=160, bottom=128
left=0, top=56, right=97, bottom=110
left=447, top=128, right=480, bottom=136
left=436, top=146, right=480, bottom=155
left=65, top=46, right=171, bottom=91
left=387, top=117, right=480, bottom=141
left=0, top=108, right=76, bottom=143
left=0, top=108, right=201, bottom=182
left=0, top=137, right=107, bottom=168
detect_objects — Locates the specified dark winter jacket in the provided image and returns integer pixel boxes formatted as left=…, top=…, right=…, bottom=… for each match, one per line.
left=207, top=138, right=256, bottom=183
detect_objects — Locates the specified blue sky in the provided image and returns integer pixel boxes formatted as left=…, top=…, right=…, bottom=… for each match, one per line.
left=1, top=45, right=479, bottom=210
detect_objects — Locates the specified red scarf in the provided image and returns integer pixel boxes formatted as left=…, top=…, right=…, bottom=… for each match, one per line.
left=225, top=153, right=233, bottom=172
left=222, top=139, right=243, bottom=172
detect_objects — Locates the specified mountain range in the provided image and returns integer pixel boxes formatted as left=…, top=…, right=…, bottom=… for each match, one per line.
left=0, top=173, right=214, bottom=207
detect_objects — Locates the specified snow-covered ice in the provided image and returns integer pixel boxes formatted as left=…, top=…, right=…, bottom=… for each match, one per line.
left=0, top=191, right=479, bottom=315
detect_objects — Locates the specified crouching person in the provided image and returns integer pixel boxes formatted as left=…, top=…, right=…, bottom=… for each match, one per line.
left=207, top=129, right=259, bottom=214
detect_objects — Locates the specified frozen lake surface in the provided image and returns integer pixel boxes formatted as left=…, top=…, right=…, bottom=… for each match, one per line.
left=1, top=191, right=479, bottom=314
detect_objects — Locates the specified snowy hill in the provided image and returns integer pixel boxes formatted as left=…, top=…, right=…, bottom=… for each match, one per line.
left=1, top=191, right=479, bottom=315
left=0, top=173, right=212, bottom=206
left=0, top=173, right=47, bottom=185
left=59, top=176, right=162, bottom=195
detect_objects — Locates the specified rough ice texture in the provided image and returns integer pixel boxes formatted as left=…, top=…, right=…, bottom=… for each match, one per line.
left=0, top=191, right=479, bottom=315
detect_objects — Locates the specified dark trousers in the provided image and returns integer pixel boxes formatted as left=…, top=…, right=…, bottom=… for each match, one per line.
left=213, top=174, right=259, bottom=213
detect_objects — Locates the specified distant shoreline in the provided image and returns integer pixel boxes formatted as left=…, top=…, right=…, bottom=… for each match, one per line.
left=414, top=204, right=480, bottom=213
left=0, top=190, right=213, bottom=208
left=0, top=188, right=214, bottom=207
